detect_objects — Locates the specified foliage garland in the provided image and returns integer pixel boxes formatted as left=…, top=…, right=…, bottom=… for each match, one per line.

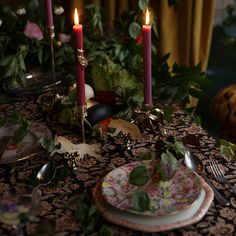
left=0, top=0, right=209, bottom=120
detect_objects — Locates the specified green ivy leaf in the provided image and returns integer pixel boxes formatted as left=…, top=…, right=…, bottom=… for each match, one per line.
left=163, top=106, right=173, bottom=122
left=39, top=137, right=55, bottom=153
left=220, top=145, right=235, bottom=162
left=138, top=0, right=150, bottom=10
left=129, top=165, right=149, bottom=186
left=0, top=55, right=14, bottom=66
left=220, top=139, right=236, bottom=151
left=75, top=203, right=88, bottom=222
left=13, top=126, right=28, bottom=143
left=133, top=191, right=150, bottom=212
left=88, top=204, right=98, bottom=217
left=219, top=139, right=236, bottom=161
left=128, top=22, right=141, bottom=39
left=99, top=225, right=114, bottom=236
left=161, top=151, right=178, bottom=168
left=160, top=151, right=178, bottom=180
left=173, top=141, right=186, bottom=156
left=156, top=163, right=168, bottom=181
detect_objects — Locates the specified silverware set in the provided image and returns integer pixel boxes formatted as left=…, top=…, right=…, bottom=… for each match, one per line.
left=184, top=150, right=230, bottom=206
left=209, top=159, right=236, bottom=196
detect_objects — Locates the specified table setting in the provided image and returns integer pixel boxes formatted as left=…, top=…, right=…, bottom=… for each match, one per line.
left=1, top=0, right=236, bottom=236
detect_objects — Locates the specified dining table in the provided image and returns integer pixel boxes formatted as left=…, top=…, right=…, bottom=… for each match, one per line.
left=0, top=93, right=236, bottom=236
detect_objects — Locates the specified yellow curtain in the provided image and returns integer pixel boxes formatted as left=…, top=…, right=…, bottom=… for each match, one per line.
left=69, top=0, right=215, bottom=72
left=70, top=0, right=134, bottom=22
left=157, top=0, right=215, bottom=72
left=5, top=0, right=215, bottom=72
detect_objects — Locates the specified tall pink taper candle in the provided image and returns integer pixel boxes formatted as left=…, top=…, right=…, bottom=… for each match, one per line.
left=44, top=0, right=54, bottom=27
left=73, top=8, right=86, bottom=106
left=142, top=9, right=152, bottom=105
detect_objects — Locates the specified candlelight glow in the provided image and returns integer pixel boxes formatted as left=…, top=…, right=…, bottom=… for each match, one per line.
left=145, top=9, right=150, bottom=25
left=74, top=8, right=79, bottom=25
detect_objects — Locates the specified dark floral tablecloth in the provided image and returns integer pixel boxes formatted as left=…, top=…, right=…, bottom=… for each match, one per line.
left=0, top=97, right=236, bottom=236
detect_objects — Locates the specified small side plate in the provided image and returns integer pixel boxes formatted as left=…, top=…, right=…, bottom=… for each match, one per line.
left=0, top=122, right=52, bottom=164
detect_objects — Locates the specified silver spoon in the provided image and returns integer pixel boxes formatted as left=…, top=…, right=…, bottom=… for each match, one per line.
left=36, top=162, right=56, bottom=186
left=184, top=150, right=230, bottom=206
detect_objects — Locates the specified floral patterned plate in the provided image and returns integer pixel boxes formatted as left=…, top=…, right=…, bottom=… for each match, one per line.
left=94, top=177, right=214, bottom=232
left=102, top=161, right=202, bottom=216
left=0, top=122, right=52, bottom=164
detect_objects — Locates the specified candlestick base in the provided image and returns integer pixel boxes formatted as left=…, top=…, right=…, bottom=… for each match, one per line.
left=37, top=91, right=63, bottom=111
left=133, top=104, right=164, bottom=132
left=47, top=26, right=57, bottom=106
left=47, top=26, right=55, bottom=39
left=76, top=105, right=88, bottom=143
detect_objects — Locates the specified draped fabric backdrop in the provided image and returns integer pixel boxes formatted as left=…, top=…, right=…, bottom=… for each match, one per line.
left=4, top=0, right=215, bottom=71
left=67, top=0, right=215, bottom=72
left=157, top=0, right=215, bottom=71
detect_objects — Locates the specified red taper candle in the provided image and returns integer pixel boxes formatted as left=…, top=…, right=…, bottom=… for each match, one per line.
left=73, top=8, right=86, bottom=106
left=44, top=0, right=54, bottom=27
left=142, top=9, right=152, bottom=105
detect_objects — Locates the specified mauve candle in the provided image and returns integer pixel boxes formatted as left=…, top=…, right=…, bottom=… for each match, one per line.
left=73, top=8, right=86, bottom=106
left=44, top=0, right=54, bottom=27
left=142, top=9, right=152, bottom=105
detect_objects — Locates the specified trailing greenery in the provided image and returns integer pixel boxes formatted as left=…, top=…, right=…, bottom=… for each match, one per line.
left=0, top=0, right=209, bottom=123
left=0, top=0, right=73, bottom=90
left=65, top=192, right=114, bottom=235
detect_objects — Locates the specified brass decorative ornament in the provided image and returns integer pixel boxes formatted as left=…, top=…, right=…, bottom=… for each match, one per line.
left=76, top=48, right=88, bottom=68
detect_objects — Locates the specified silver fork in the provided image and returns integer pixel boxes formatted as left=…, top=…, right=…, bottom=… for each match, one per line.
left=209, top=159, right=236, bottom=196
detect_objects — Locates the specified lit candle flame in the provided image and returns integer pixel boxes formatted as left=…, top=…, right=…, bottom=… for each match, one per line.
left=74, top=8, right=79, bottom=25
left=145, top=9, right=150, bottom=25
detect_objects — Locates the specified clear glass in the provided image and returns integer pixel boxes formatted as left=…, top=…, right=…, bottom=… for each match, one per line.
left=0, top=184, right=41, bottom=236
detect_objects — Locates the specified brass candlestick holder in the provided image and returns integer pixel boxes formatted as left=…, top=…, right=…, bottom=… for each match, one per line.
left=78, top=105, right=87, bottom=143
left=47, top=26, right=57, bottom=105
left=133, top=104, right=164, bottom=132
left=75, top=47, right=89, bottom=143
left=76, top=48, right=88, bottom=68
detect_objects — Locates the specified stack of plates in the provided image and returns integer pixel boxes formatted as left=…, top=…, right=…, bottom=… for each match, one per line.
left=93, top=161, right=214, bottom=232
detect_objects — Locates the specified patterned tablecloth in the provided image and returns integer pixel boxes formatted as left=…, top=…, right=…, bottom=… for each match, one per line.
left=0, top=97, right=236, bottom=236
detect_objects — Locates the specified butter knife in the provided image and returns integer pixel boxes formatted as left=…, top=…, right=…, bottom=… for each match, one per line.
left=0, top=136, right=12, bottom=160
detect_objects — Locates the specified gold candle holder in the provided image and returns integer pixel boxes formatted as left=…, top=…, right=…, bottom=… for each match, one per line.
left=133, top=104, right=164, bottom=132
left=76, top=48, right=88, bottom=68
left=78, top=105, right=87, bottom=143
left=47, top=26, right=57, bottom=105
